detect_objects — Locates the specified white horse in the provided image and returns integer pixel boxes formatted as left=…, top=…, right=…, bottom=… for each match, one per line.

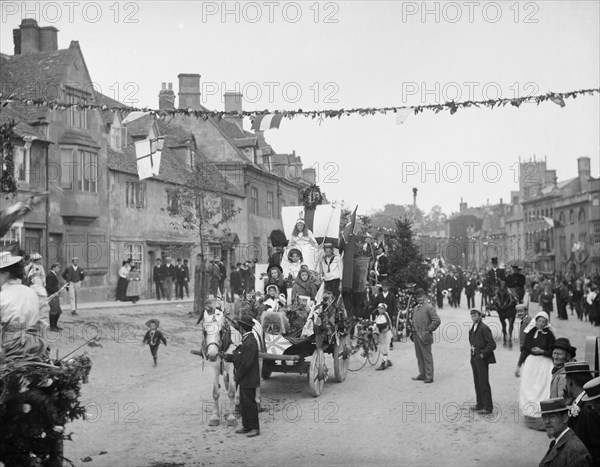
left=199, top=310, right=241, bottom=427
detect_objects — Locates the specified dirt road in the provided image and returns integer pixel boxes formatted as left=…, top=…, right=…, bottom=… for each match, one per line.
left=52, top=298, right=597, bottom=466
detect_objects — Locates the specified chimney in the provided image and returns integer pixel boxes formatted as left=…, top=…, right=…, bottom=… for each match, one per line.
left=178, top=74, right=201, bottom=110
left=412, top=187, right=418, bottom=207
left=578, top=156, right=591, bottom=192
left=17, top=19, right=40, bottom=54
left=459, top=197, right=467, bottom=212
left=159, top=82, right=175, bottom=111
left=224, top=92, right=243, bottom=130
left=38, top=26, right=59, bottom=52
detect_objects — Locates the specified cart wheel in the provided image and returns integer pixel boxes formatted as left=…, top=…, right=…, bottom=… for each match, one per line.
left=347, top=336, right=367, bottom=372
left=309, top=349, right=327, bottom=397
left=333, top=334, right=350, bottom=382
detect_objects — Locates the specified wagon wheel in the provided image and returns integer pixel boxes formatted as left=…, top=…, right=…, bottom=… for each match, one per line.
left=347, top=335, right=367, bottom=372
left=333, top=334, right=350, bottom=382
left=309, top=349, right=327, bottom=397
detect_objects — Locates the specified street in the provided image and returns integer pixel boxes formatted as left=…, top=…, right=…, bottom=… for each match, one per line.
left=54, top=296, right=596, bottom=466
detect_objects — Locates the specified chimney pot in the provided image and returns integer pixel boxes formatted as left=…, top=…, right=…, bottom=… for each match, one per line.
left=168, top=83, right=173, bottom=90
left=162, top=82, right=166, bottom=90
left=159, top=81, right=176, bottom=111
left=38, top=26, right=59, bottom=52
left=224, top=92, right=243, bottom=130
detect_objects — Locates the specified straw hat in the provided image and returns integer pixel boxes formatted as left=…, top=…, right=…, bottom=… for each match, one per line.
left=0, top=252, right=23, bottom=269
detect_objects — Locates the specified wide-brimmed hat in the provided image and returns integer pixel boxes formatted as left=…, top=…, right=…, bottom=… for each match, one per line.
left=377, top=303, right=387, bottom=309
left=0, top=252, right=23, bottom=269
left=551, top=338, right=576, bottom=358
left=237, top=315, right=254, bottom=330
left=414, top=288, right=426, bottom=297
left=266, top=284, right=279, bottom=294
left=469, top=308, right=485, bottom=316
left=582, top=376, right=600, bottom=401
left=30, top=252, right=42, bottom=260
left=146, top=319, right=160, bottom=328
left=539, top=398, right=569, bottom=415
left=564, top=361, right=592, bottom=375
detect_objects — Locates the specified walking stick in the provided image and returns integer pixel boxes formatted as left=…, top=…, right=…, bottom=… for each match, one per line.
left=45, top=283, right=69, bottom=303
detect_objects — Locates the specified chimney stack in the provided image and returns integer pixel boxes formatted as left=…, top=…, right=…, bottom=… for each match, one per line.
left=577, top=156, right=591, bottom=192
left=159, top=82, right=175, bottom=111
left=178, top=74, right=201, bottom=110
left=224, top=92, right=244, bottom=130
left=412, top=187, right=418, bottom=207
left=13, top=19, right=59, bottom=54
left=459, top=197, right=467, bottom=212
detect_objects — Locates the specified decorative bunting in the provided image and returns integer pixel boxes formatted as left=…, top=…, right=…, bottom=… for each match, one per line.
left=251, top=114, right=283, bottom=131
left=1, top=88, right=598, bottom=122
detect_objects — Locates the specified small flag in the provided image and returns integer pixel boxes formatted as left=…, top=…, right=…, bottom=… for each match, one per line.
left=135, top=137, right=164, bottom=180
left=395, top=109, right=411, bottom=125
left=251, top=114, right=283, bottom=131
left=549, top=94, right=566, bottom=108
left=264, top=333, right=292, bottom=355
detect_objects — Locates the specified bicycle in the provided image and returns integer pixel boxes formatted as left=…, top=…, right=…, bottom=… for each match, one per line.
left=347, top=319, right=380, bottom=371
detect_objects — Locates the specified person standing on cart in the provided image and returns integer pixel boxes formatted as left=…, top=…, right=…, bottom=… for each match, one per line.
left=228, top=315, right=260, bottom=438
left=320, top=243, right=341, bottom=299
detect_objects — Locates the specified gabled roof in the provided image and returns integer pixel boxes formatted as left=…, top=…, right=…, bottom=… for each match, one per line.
left=540, top=177, right=578, bottom=195
left=125, top=114, right=156, bottom=137
left=0, top=102, right=49, bottom=141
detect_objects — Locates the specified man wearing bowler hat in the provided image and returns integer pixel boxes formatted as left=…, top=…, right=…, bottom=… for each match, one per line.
left=538, top=397, right=592, bottom=466
left=410, top=288, right=441, bottom=384
left=550, top=338, right=577, bottom=398
left=468, top=308, right=496, bottom=414
left=230, top=315, right=260, bottom=437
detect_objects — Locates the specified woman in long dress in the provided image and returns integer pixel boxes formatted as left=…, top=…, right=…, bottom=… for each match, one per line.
left=288, top=219, right=319, bottom=270
left=116, top=259, right=132, bottom=301
left=515, top=310, right=556, bottom=430
left=125, top=264, right=142, bottom=304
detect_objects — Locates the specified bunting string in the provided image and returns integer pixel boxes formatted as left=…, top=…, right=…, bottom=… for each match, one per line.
left=1, top=88, right=598, bottom=122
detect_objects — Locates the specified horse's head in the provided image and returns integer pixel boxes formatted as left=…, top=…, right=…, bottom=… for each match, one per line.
left=202, top=310, right=225, bottom=362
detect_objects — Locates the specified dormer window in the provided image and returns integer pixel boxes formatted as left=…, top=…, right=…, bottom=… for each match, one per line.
left=111, top=125, right=127, bottom=150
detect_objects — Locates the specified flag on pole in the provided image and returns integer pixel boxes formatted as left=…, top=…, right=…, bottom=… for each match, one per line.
left=395, top=109, right=411, bottom=125
left=251, top=114, right=283, bottom=131
left=135, top=137, right=164, bottom=180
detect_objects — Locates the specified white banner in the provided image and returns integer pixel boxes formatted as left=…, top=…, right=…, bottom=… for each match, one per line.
left=313, top=204, right=341, bottom=241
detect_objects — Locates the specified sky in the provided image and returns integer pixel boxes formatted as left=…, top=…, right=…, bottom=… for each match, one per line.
left=1, top=1, right=599, bottom=216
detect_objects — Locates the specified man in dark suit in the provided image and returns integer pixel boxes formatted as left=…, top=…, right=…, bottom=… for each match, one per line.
left=486, top=257, right=506, bottom=290
left=62, top=257, right=85, bottom=315
left=182, top=259, right=190, bottom=298
left=230, top=263, right=243, bottom=297
left=162, top=257, right=176, bottom=300
left=576, top=376, right=600, bottom=465
left=538, top=398, right=592, bottom=467
left=468, top=308, right=497, bottom=414
left=152, top=258, right=165, bottom=300
left=230, top=315, right=260, bottom=438
left=175, top=258, right=187, bottom=300
left=217, top=259, right=227, bottom=295
left=410, top=288, right=441, bottom=384
left=374, top=245, right=388, bottom=282
left=45, top=262, right=63, bottom=331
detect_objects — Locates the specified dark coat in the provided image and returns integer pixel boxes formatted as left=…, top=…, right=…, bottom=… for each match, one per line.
left=46, top=271, right=61, bottom=295
left=163, top=264, right=177, bottom=280
left=486, top=267, right=506, bottom=288
left=371, top=291, right=398, bottom=316
left=153, top=265, right=165, bottom=282
left=468, top=320, right=497, bottom=364
left=176, top=264, right=189, bottom=281
left=538, top=428, right=592, bottom=467
left=143, top=329, right=167, bottom=347
left=232, top=332, right=260, bottom=388
left=518, top=327, right=556, bottom=367
left=62, top=265, right=85, bottom=283
left=375, top=254, right=388, bottom=277
left=230, top=270, right=243, bottom=294
left=569, top=399, right=600, bottom=466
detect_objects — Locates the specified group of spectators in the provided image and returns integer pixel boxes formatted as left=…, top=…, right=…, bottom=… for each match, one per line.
left=151, top=257, right=190, bottom=301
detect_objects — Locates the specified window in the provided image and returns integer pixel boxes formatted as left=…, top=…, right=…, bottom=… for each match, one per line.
left=78, top=150, right=98, bottom=192
left=559, top=236, right=566, bottom=256
left=14, top=146, right=30, bottom=182
left=578, top=208, right=586, bottom=223
left=126, top=181, right=146, bottom=208
left=166, top=190, right=179, bottom=213
left=592, top=222, right=600, bottom=245
left=60, top=148, right=74, bottom=190
left=559, top=211, right=566, bottom=226
left=251, top=187, right=258, bottom=215
left=266, top=191, right=274, bottom=218
left=189, top=150, right=196, bottom=169
left=124, top=243, right=143, bottom=267
left=1, top=223, right=21, bottom=247
left=579, top=233, right=587, bottom=247
left=111, top=126, right=127, bottom=150
left=570, top=234, right=575, bottom=249
left=222, top=197, right=234, bottom=218
left=569, top=209, right=574, bottom=225
left=66, top=87, right=89, bottom=129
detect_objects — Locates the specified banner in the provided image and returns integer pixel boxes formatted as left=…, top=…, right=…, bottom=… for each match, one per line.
left=352, top=257, right=370, bottom=293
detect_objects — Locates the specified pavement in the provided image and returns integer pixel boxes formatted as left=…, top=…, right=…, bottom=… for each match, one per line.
left=77, top=296, right=196, bottom=310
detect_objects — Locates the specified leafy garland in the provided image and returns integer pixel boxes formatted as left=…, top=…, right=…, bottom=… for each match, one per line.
left=2, top=88, right=598, bottom=120
left=300, top=184, right=323, bottom=211
left=0, top=354, right=92, bottom=466
left=0, top=120, right=17, bottom=195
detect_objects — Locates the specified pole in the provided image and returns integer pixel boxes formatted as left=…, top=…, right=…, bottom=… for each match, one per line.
left=45, top=144, right=49, bottom=272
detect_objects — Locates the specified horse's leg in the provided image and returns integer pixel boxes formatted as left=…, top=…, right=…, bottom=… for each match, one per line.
left=224, top=360, right=237, bottom=426
left=508, top=315, right=515, bottom=349
left=499, top=316, right=507, bottom=347
left=208, top=363, right=221, bottom=426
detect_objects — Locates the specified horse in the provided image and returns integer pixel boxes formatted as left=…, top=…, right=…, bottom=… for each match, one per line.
left=199, top=309, right=241, bottom=427
left=491, top=283, right=518, bottom=349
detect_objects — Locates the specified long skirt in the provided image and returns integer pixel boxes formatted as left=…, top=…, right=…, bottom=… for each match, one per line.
left=519, top=355, right=553, bottom=428
left=116, top=277, right=129, bottom=301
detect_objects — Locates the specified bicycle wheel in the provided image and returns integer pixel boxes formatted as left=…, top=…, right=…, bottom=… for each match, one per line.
left=367, top=337, right=380, bottom=366
left=347, top=337, right=367, bottom=372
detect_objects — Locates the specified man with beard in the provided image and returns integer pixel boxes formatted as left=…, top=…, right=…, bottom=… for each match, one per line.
left=538, top=398, right=591, bottom=467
